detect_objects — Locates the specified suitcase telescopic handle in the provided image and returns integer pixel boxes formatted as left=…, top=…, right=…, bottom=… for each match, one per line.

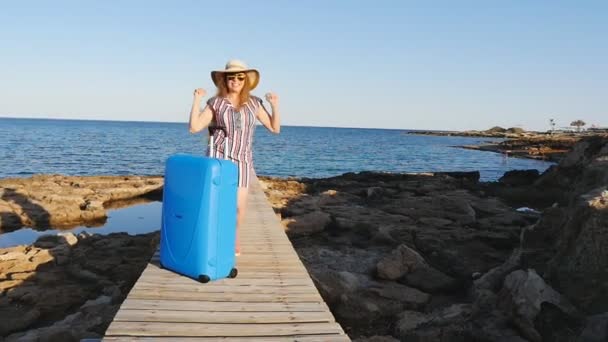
left=208, top=127, right=229, bottom=159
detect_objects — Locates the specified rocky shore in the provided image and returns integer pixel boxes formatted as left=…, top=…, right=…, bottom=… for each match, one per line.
left=0, top=175, right=163, bottom=233
left=408, top=126, right=532, bottom=139
left=0, top=175, right=163, bottom=341
left=1, top=231, right=159, bottom=340
left=409, top=127, right=608, bottom=162
left=259, top=136, right=608, bottom=341
left=1, top=137, right=607, bottom=341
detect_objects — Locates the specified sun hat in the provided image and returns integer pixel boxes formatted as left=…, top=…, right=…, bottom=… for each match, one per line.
left=211, top=59, right=260, bottom=90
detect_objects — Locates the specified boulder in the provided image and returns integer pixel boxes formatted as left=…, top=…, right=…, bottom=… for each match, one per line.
left=283, top=210, right=331, bottom=236
left=368, top=281, right=431, bottom=310
left=376, top=244, right=458, bottom=293
left=498, top=269, right=580, bottom=341
left=579, top=312, right=608, bottom=342
left=545, top=187, right=608, bottom=313
left=499, top=169, right=540, bottom=186
left=393, top=304, right=473, bottom=341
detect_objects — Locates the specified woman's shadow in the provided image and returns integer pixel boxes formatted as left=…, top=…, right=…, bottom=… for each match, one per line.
left=1, top=188, right=51, bottom=233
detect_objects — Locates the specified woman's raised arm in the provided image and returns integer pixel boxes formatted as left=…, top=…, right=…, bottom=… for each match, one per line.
left=189, top=88, right=213, bottom=133
left=255, top=92, right=281, bottom=134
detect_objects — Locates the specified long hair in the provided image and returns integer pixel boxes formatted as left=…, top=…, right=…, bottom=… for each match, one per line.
left=215, top=75, right=252, bottom=110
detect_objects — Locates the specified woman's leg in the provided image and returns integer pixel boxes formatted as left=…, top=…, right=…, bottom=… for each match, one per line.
left=235, top=187, right=249, bottom=255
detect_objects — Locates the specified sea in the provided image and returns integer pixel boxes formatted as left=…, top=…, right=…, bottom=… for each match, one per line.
left=0, top=117, right=554, bottom=247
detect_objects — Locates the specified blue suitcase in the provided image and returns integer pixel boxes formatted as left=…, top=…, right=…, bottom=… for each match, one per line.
left=160, top=149, right=239, bottom=283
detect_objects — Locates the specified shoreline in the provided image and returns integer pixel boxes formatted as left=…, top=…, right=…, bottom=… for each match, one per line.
left=408, top=129, right=607, bottom=162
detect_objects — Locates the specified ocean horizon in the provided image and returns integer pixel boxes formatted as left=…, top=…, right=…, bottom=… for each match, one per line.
left=0, top=117, right=553, bottom=181
left=0, top=116, right=474, bottom=132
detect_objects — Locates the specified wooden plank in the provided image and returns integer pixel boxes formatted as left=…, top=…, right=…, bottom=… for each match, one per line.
left=127, top=290, right=322, bottom=302
left=105, top=322, right=344, bottom=337
left=130, top=272, right=315, bottom=284
left=134, top=275, right=315, bottom=287
left=119, top=299, right=329, bottom=312
left=139, top=272, right=311, bottom=279
left=140, top=271, right=312, bottom=280
left=133, top=280, right=315, bottom=289
left=113, top=309, right=335, bottom=324
left=104, top=334, right=350, bottom=341
left=131, top=284, right=317, bottom=294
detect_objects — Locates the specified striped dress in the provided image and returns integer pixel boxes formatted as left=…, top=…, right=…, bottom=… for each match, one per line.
left=206, top=95, right=261, bottom=188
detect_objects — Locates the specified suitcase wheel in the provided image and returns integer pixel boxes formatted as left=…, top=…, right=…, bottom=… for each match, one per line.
left=229, top=268, right=238, bottom=278
left=198, top=275, right=211, bottom=283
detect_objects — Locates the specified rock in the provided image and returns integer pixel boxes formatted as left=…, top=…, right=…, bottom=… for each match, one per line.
left=255, top=142, right=608, bottom=340
left=0, top=280, right=23, bottom=293
left=353, top=336, right=399, bottom=342
left=50, top=244, right=71, bottom=265
left=498, top=269, right=580, bottom=341
left=545, top=186, right=608, bottom=313
left=472, top=289, right=498, bottom=317
left=419, top=217, right=453, bottom=227
left=58, top=232, right=79, bottom=246
left=0, top=231, right=159, bottom=339
left=370, top=226, right=398, bottom=245
left=519, top=207, right=566, bottom=274
left=506, top=127, right=525, bottom=134
left=412, top=228, right=513, bottom=280
left=81, top=295, right=112, bottom=311
left=67, top=265, right=102, bottom=282
left=33, top=234, right=63, bottom=248
left=0, top=246, right=28, bottom=261
left=394, top=304, right=473, bottom=341
left=472, top=310, right=530, bottom=342
left=369, top=281, right=431, bottom=309
left=487, top=126, right=507, bottom=133
left=0, top=175, right=163, bottom=231
left=394, top=310, right=430, bottom=336
left=436, top=171, right=481, bottom=182
left=318, top=190, right=360, bottom=207
left=470, top=197, right=513, bottom=217
left=334, top=291, right=404, bottom=335
left=433, top=194, right=476, bottom=225
left=499, top=169, right=540, bottom=186
left=366, top=187, right=384, bottom=199
left=534, top=302, right=584, bottom=342
left=402, top=265, right=459, bottom=293
left=0, top=307, right=40, bottom=336
left=311, top=270, right=362, bottom=304
left=102, top=285, right=123, bottom=303
left=280, top=195, right=319, bottom=217
left=377, top=244, right=425, bottom=280
left=473, top=249, right=521, bottom=293
left=283, top=210, right=331, bottom=236
left=579, top=312, right=608, bottom=342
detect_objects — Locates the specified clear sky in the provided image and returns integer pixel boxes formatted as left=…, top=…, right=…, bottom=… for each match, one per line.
left=1, top=0, right=606, bottom=131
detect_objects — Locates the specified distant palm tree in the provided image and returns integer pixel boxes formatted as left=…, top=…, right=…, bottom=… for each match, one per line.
left=549, top=119, right=556, bottom=134
left=570, top=120, right=586, bottom=132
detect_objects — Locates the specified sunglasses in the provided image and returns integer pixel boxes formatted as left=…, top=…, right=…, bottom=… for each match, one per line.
left=226, top=73, right=246, bottom=82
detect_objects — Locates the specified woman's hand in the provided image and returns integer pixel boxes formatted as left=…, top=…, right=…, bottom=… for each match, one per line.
left=194, top=88, right=206, bottom=99
left=265, top=92, right=279, bottom=107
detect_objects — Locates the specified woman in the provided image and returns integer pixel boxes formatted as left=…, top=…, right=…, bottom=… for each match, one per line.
left=188, top=59, right=281, bottom=256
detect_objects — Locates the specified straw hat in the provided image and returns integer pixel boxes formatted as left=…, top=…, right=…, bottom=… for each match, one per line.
left=211, top=59, right=260, bottom=90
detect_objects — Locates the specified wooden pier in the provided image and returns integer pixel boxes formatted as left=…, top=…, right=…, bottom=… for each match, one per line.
left=103, top=178, right=349, bottom=341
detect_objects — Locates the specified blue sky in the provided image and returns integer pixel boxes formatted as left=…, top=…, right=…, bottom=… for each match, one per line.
left=1, top=1, right=606, bottom=131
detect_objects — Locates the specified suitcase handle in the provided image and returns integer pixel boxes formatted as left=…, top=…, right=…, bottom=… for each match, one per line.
left=208, top=127, right=229, bottom=159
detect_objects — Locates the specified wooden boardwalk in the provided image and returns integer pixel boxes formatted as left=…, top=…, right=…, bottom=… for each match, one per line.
left=103, top=178, right=349, bottom=341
